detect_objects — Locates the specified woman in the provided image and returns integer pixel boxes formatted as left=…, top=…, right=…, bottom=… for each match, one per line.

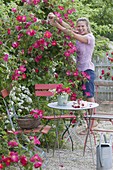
left=48, top=13, right=96, bottom=103
left=47, top=13, right=97, bottom=132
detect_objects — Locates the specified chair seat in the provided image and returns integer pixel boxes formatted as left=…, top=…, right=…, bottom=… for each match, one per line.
left=91, top=128, right=113, bottom=132
left=43, top=114, right=76, bottom=120
left=7, top=125, right=51, bottom=134
left=84, top=114, right=113, bottom=120
left=41, top=125, right=51, bottom=134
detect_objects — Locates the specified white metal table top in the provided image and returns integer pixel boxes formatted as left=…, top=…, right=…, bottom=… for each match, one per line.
left=48, top=101, right=99, bottom=111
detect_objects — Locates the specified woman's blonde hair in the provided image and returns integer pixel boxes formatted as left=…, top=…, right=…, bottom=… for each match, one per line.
left=76, top=17, right=91, bottom=33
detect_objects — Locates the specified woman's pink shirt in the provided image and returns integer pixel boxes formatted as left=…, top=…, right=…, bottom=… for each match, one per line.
left=76, top=33, right=95, bottom=71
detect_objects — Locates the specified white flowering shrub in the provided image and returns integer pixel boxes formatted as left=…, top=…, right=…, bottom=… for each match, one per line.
left=9, top=85, right=33, bottom=115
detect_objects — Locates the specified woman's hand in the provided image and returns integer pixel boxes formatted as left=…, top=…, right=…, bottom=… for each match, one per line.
left=47, top=12, right=57, bottom=26
left=47, top=12, right=56, bottom=20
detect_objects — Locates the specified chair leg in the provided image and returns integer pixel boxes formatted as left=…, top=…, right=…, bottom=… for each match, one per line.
left=44, top=135, right=49, bottom=153
left=90, top=126, right=97, bottom=145
left=83, top=116, right=95, bottom=165
left=85, top=117, right=97, bottom=145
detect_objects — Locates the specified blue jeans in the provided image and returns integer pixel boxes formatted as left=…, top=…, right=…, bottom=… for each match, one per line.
left=83, top=69, right=96, bottom=98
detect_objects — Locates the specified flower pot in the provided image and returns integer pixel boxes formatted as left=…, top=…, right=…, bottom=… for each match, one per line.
left=57, top=94, right=68, bottom=106
left=16, top=115, right=41, bottom=129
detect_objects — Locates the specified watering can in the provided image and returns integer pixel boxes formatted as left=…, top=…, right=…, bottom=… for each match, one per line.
left=96, top=133, right=112, bottom=170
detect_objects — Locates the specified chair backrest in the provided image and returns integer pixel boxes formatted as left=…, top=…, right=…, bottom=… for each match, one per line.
left=1, top=89, right=9, bottom=98
left=35, top=84, right=63, bottom=97
left=94, top=80, right=113, bottom=102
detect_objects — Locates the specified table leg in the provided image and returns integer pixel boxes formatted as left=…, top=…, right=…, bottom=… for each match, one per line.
left=83, top=109, right=95, bottom=164
left=62, top=119, right=74, bottom=151
left=83, top=114, right=91, bottom=155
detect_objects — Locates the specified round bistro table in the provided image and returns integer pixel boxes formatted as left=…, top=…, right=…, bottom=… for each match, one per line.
left=48, top=101, right=99, bottom=163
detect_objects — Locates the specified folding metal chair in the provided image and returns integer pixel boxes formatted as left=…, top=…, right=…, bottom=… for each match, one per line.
left=93, top=80, right=113, bottom=133
left=84, top=80, right=113, bottom=145
left=35, top=84, right=77, bottom=151
left=1, top=89, right=51, bottom=165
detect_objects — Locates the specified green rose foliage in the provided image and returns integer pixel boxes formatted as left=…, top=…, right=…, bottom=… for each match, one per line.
left=0, top=0, right=88, bottom=100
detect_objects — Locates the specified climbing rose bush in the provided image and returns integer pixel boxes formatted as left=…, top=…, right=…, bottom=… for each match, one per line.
left=99, top=52, right=113, bottom=81
left=0, top=0, right=88, bottom=100
left=0, top=138, right=43, bottom=169
left=99, top=67, right=113, bottom=81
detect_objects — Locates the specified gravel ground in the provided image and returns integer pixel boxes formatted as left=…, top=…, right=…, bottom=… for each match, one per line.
left=41, top=103, right=113, bottom=170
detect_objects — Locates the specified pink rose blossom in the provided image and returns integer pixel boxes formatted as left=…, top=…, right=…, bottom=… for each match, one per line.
left=34, top=161, right=42, bottom=168
left=82, top=84, right=86, bottom=90
left=19, top=65, right=26, bottom=73
left=51, top=40, right=57, bottom=46
left=73, top=70, right=79, bottom=77
left=25, top=22, right=32, bottom=29
left=85, top=92, right=90, bottom=97
left=58, top=6, right=64, bottom=10
left=34, top=136, right=41, bottom=145
left=0, top=41, right=3, bottom=45
left=22, top=73, right=27, bottom=79
left=64, top=50, right=70, bottom=57
left=3, top=54, right=9, bottom=62
left=0, top=163, right=4, bottom=169
left=12, top=8, right=17, bottom=13
left=10, top=152, right=19, bottom=163
left=15, top=26, right=22, bottom=31
left=44, top=31, right=52, bottom=38
left=30, top=154, right=42, bottom=162
left=26, top=29, right=36, bottom=36
left=66, top=70, right=71, bottom=76
left=20, top=155, right=28, bottom=166
left=7, top=29, right=11, bottom=35
left=12, top=42, right=19, bottom=48
left=101, top=70, right=105, bottom=75
left=35, top=68, right=39, bottom=73
left=8, top=140, right=18, bottom=147
left=16, top=15, right=26, bottom=22
left=54, top=73, right=58, bottom=79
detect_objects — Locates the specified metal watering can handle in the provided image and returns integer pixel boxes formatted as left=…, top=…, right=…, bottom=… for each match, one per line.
left=109, top=134, right=113, bottom=145
left=103, top=134, right=107, bottom=143
left=98, top=133, right=104, bottom=167
left=99, top=133, right=108, bottom=167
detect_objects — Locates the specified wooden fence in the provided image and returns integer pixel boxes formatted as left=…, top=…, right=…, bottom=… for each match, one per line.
left=93, top=56, right=113, bottom=101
